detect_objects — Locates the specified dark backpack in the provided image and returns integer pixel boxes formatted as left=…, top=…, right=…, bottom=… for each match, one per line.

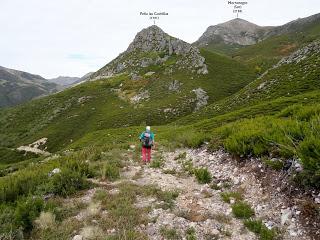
left=142, top=132, right=153, bottom=147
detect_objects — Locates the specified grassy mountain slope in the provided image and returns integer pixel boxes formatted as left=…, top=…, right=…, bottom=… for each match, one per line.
left=1, top=20, right=320, bottom=240
left=200, top=13, right=320, bottom=73
left=0, top=49, right=255, bottom=153
left=232, top=19, right=320, bottom=72
left=176, top=40, right=320, bottom=125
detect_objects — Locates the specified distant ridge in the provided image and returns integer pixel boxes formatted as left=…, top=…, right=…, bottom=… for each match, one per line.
left=194, top=13, right=320, bottom=47
left=0, top=66, right=60, bottom=108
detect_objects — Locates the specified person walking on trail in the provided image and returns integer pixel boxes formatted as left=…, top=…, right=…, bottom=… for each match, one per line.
left=139, top=126, right=154, bottom=163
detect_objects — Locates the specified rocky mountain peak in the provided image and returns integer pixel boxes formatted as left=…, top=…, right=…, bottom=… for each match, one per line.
left=195, top=13, right=320, bottom=48
left=92, top=25, right=208, bottom=79
left=127, top=25, right=168, bottom=52
left=220, top=18, right=260, bottom=29
left=195, top=18, right=271, bottom=47
left=126, top=25, right=202, bottom=57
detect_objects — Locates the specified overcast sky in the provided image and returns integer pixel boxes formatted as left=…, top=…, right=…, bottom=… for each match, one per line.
left=0, top=0, right=319, bottom=78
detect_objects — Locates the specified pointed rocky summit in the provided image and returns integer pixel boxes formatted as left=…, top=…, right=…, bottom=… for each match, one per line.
left=91, top=25, right=208, bottom=79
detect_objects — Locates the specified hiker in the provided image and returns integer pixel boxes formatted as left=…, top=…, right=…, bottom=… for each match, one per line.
left=139, top=126, right=154, bottom=163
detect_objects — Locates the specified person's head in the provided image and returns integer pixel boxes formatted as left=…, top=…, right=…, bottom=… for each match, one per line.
left=146, top=126, right=151, bottom=132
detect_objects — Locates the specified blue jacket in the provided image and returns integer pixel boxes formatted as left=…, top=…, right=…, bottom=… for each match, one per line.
left=139, top=131, right=154, bottom=142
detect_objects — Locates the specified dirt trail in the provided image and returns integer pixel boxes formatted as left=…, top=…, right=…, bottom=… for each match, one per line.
left=129, top=148, right=309, bottom=240
left=70, top=147, right=313, bottom=240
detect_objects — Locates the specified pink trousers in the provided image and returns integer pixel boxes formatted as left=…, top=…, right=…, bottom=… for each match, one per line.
left=142, top=147, right=151, bottom=162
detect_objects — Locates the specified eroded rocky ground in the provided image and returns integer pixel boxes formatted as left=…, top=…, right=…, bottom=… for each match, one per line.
left=64, top=147, right=316, bottom=240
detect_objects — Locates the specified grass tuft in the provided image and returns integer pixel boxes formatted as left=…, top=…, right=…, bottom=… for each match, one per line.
left=194, top=168, right=212, bottom=184
left=244, top=219, right=277, bottom=240
left=232, top=202, right=255, bottom=219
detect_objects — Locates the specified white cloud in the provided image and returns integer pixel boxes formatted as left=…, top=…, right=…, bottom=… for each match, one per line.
left=0, top=0, right=319, bottom=78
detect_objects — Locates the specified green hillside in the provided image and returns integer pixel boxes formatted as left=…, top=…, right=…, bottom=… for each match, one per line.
left=232, top=21, right=320, bottom=72
left=1, top=20, right=320, bottom=240
left=0, top=49, right=255, bottom=153
left=176, top=40, right=320, bottom=125
left=202, top=15, right=320, bottom=73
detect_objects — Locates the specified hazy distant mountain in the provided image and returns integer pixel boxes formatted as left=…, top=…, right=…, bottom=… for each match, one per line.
left=194, top=18, right=273, bottom=47
left=0, top=66, right=60, bottom=108
left=194, top=13, right=320, bottom=54
left=72, top=72, right=94, bottom=85
left=48, top=76, right=80, bottom=86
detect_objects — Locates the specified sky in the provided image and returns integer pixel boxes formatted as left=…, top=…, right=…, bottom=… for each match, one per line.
left=0, top=0, right=319, bottom=78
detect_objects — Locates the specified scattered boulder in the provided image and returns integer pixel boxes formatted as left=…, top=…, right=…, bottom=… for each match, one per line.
left=49, top=168, right=61, bottom=176
left=281, top=208, right=293, bottom=225
left=72, top=235, right=83, bottom=240
left=130, top=90, right=150, bottom=104
left=192, top=88, right=209, bottom=111
left=145, top=71, right=155, bottom=76
left=17, top=138, right=50, bottom=156
left=276, top=40, right=320, bottom=67
left=168, top=80, right=182, bottom=92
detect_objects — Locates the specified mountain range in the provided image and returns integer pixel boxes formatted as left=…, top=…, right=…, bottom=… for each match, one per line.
left=0, top=67, right=94, bottom=108
left=1, top=13, right=319, bottom=108
left=1, top=11, right=320, bottom=240
left=0, top=12, right=319, bottom=148
left=0, top=66, right=61, bottom=108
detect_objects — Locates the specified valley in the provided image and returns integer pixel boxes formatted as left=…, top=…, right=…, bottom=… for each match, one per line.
left=0, top=11, right=320, bottom=240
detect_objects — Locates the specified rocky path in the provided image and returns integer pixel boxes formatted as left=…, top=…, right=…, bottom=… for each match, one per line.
left=69, top=147, right=312, bottom=240
left=131, top=148, right=309, bottom=240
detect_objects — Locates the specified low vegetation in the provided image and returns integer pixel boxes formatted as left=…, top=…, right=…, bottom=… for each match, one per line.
left=244, top=219, right=277, bottom=240
left=194, top=167, right=212, bottom=184
left=220, top=191, right=243, bottom=203
left=214, top=104, right=320, bottom=188
left=160, top=227, right=181, bottom=240
left=232, top=201, right=255, bottom=219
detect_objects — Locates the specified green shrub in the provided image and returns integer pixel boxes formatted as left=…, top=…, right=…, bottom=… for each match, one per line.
left=232, top=202, right=255, bottom=219
left=0, top=166, right=48, bottom=203
left=214, top=109, right=320, bottom=188
left=297, top=136, right=320, bottom=188
left=103, top=163, right=120, bottom=181
left=0, top=156, right=91, bottom=203
left=15, top=196, right=44, bottom=231
left=150, top=158, right=164, bottom=168
left=64, top=157, right=93, bottom=177
left=244, top=219, right=276, bottom=240
left=194, top=168, right=212, bottom=184
left=175, top=130, right=207, bottom=148
left=220, top=117, right=304, bottom=157
left=0, top=204, right=23, bottom=239
left=45, top=169, right=89, bottom=197
left=263, top=159, right=284, bottom=170
left=186, top=227, right=197, bottom=240
left=0, top=147, right=38, bottom=165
